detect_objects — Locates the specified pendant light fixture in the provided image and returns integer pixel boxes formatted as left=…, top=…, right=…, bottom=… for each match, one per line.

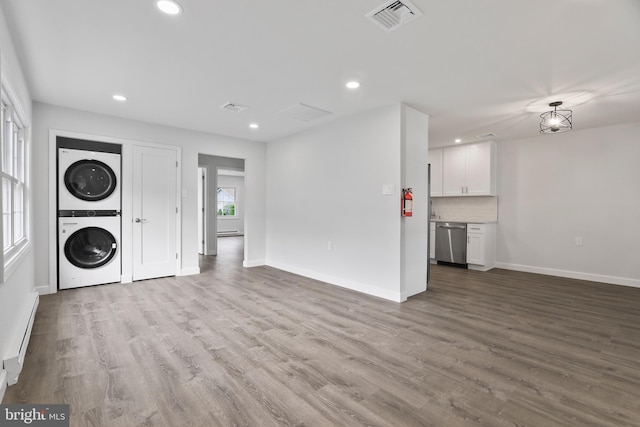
left=540, top=101, right=572, bottom=134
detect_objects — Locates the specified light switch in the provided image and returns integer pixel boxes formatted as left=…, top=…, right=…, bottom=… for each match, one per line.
left=382, top=184, right=395, bottom=195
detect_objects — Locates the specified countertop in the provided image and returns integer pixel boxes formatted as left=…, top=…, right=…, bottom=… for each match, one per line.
left=430, top=218, right=497, bottom=224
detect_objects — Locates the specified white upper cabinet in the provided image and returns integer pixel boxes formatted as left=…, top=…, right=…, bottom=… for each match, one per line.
left=441, top=141, right=496, bottom=196
left=465, top=143, right=495, bottom=195
left=428, top=148, right=443, bottom=197
left=442, top=145, right=467, bottom=196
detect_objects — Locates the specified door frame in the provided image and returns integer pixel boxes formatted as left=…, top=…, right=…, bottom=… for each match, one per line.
left=197, top=167, right=206, bottom=255
left=47, top=129, right=182, bottom=294
left=197, top=163, right=217, bottom=256
left=197, top=163, right=245, bottom=257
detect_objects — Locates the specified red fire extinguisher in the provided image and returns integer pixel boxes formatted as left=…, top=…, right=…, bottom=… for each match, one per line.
left=402, top=188, right=413, bottom=217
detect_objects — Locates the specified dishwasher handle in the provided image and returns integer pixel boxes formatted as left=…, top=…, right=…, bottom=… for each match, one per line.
left=437, top=224, right=466, bottom=230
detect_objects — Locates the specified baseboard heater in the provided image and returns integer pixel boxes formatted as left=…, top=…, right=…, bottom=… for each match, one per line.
left=217, top=230, right=240, bottom=235
left=3, top=291, right=39, bottom=386
left=0, top=369, right=7, bottom=402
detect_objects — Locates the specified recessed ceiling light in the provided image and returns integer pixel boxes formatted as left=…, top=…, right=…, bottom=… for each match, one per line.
left=112, top=94, right=127, bottom=102
left=249, top=123, right=259, bottom=129
left=157, top=0, right=182, bottom=15
left=454, top=138, right=462, bottom=143
left=346, top=81, right=361, bottom=89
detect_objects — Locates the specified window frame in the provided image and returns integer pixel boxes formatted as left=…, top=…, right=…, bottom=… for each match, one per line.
left=1, top=75, right=31, bottom=283
left=216, top=186, right=238, bottom=218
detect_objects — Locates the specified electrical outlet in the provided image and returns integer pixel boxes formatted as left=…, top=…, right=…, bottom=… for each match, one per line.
left=328, top=240, right=333, bottom=251
left=575, top=237, right=583, bottom=246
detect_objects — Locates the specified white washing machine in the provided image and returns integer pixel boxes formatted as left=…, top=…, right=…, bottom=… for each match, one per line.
left=58, top=212, right=121, bottom=289
left=58, top=148, right=121, bottom=211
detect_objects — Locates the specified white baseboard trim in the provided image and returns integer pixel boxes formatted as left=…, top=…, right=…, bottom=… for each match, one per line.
left=495, top=262, right=640, bottom=288
left=468, top=264, right=493, bottom=272
left=243, top=259, right=265, bottom=268
left=178, top=267, right=200, bottom=276
left=35, top=284, right=53, bottom=295
left=0, top=369, right=7, bottom=402
left=400, top=290, right=421, bottom=302
left=401, top=282, right=430, bottom=301
left=267, top=260, right=403, bottom=303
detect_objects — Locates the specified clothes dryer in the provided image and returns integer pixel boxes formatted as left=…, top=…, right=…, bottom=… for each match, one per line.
left=58, top=211, right=121, bottom=289
left=58, top=148, right=121, bottom=211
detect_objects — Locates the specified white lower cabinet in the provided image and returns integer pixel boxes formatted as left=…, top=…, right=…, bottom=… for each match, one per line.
left=467, top=228, right=485, bottom=265
left=466, top=223, right=496, bottom=271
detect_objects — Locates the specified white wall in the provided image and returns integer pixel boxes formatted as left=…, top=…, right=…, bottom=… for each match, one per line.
left=0, top=4, right=34, bottom=398
left=266, top=105, right=407, bottom=301
left=401, top=105, right=429, bottom=299
left=496, top=121, right=640, bottom=286
left=217, top=174, right=245, bottom=236
left=32, top=102, right=267, bottom=293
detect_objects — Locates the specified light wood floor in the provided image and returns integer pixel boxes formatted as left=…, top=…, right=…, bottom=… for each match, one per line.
left=4, top=236, right=640, bottom=426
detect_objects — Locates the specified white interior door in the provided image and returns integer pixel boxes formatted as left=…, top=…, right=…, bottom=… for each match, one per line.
left=132, top=145, right=177, bottom=281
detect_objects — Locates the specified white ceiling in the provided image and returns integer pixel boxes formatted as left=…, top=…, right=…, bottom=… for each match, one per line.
left=2, top=0, right=640, bottom=146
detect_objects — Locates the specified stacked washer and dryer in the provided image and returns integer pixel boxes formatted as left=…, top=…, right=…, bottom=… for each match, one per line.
left=57, top=138, right=122, bottom=289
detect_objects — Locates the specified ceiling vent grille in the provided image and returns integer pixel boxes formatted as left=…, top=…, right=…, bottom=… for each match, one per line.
left=279, top=103, right=333, bottom=122
left=366, top=0, right=423, bottom=32
left=220, top=102, right=249, bottom=113
left=476, top=132, right=496, bottom=140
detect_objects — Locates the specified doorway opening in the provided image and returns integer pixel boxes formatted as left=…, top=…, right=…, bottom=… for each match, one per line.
left=197, top=154, right=245, bottom=271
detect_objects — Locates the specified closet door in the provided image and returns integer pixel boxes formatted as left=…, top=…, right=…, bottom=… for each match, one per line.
left=132, top=145, right=177, bottom=280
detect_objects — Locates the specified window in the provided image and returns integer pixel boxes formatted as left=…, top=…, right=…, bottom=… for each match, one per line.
left=217, top=187, right=237, bottom=217
left=1, top=83, right=29, bottom=277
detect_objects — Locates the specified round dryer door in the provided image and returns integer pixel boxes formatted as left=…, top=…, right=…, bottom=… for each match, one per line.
left=64, top=159, right=117, bottom=201
left=64, top=227, right=117, bottom=269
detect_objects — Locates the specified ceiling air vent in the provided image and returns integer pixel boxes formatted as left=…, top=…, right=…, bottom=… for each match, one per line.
left=476, top=132, right=496, bottom=140
left=220, top=102, right=249, bottom=113
left=366, top=0, right=423, bottom=32
left=279, top=103, right=333, bottom=122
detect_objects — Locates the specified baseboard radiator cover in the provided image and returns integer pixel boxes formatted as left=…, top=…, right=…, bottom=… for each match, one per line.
left=0, top=369, right=7, bottom=402
left=3, top=291, right=39, bottom=386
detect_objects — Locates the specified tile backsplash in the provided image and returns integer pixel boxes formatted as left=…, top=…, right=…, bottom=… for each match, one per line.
left=431, top=196, right=498, bottom=222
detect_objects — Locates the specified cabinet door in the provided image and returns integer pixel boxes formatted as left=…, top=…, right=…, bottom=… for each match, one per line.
left=442, top=145, right=466, bottom=196
left=465, top=143, right=493, bottom=195
left=467, top=232, right=485, bottom=265
left=429, top=149, right=443, bottom=197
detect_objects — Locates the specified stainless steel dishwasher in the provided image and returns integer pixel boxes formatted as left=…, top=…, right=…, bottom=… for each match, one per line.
left=435, top=222, right=467, bottom=267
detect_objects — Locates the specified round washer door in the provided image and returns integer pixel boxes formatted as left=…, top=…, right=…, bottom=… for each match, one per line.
left=64, top=227, right=117, bottom=269
left=64, top=159, right=117, bottom=201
